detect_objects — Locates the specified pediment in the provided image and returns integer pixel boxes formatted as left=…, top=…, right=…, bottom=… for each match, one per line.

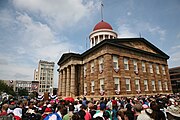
left=119, top=41, right=158, bottom=54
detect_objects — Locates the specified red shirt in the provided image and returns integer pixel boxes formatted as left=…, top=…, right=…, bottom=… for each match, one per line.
left=0, top=111, right=7, bottom=116
left=84, top=111, right=92, bottom=120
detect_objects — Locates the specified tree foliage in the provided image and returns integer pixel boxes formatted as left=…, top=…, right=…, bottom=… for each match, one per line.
left=0, top=80, right=16, bottom=96
left=18, top=88, right=29, bottom=96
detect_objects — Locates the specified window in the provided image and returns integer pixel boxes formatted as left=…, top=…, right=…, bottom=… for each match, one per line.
left=84, top=64, right=87, bottom=77
left=100, top=79, right=104, bottom=91
left=124, top=58, right=129, bottom=70
left=135, top=80, right=140, bottom=91
left=114, top=77, right=120, bottom=91
left=158, top=80, right=162, bottom=91
left=91, top=81, right=95, bottom=92
left=156, top=64, right=160, bottom=74
left=113, top=55, right=119, bottom=70
left=162, top=65, right=166, bottom=75
left=133, top=59, right=138, bottom=72
left=84, top=83, right=87, bottom=94
left=142, top=61, right=146, bottom=72
left=125, top=78, right=131, bottom=91
left=144, top=80, right=148, bottom=91
left=149, top=63, right=153, bottom=73
left=99, top=57, right=104, bottom=72
left=91, top=61, right=94, bottom=73
left=164, top=81, right=168, bottom=90
left=152, top=80, right=156, bottom=91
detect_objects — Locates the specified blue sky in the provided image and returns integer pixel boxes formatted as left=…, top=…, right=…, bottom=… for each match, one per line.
left=0, top=0, right=180, bottom=88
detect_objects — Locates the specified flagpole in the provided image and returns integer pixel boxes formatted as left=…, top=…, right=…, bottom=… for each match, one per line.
left=101, top=2, right=104, bottom=21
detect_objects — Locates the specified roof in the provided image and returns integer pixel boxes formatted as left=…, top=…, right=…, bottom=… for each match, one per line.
left=57, top=53, right=81, bottom=65
left=82, top=38, right=169, bottom=59
left=58, top=38, right=169, bottom=65
left=93, top=20, right=113, bottom=31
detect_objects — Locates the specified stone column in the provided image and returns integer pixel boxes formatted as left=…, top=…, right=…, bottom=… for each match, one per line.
left=103, top=34, right=105, bottom=40
left=108, top=35, right=110, bottom=39
left=58, top=70, right=62, bottom=96
left=70, top=65, right=75, bottom=97
left=57, top=71, right=60, bottom=96
left=66, top=67, right=70, bottom=96
left=98, top=35, right=100, bottom=43
left=93, top=39, right=95, bottom=46
left=62, top=69, right=66, bottom=97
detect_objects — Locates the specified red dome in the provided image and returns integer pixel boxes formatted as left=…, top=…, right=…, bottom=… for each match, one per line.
left=93, top=20, right=113, bottom=31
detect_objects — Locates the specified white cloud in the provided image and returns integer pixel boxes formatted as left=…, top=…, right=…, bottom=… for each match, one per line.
left=169, top=51, right=180, bottom=66
left=117, top=24, right=138, bottom=38
left=0, top=9, right=75, bottom=87
left=171, top=45, right=180, bottom=50
left=12, top=0, right=98, bottom=30
left=167, top=44, right=180, bottom=68
left=16, top=12, right=56, bottom=48
left=116, top=18, right=166, bottom=41
left=144, top=23, right=166, bottom=40
left=0, top=0, right=99, bottom=87
left=0, top=10, right=15, bottom=28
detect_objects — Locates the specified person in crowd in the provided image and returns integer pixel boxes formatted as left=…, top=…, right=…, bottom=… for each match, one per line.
left=0, top=104, right=8, bottom=116
left=137, top=101, right=154, bottom=120
left=106, top=98, right=112, bottom=110
left=93, top=102, right=107, bottom=119
left=78, top=109, right=86, bottom=120
left=72, top=112, right=82, bottom=120
left=150, top=101, right=166, bottom=120
left=133, top=103, right=142, bottom=120
left=80, top=104, right=92, bottom=120
left=112, top=103, right=118, bottom=120
left=42, top=107, right=52, bottom=119
left=57, top=104, right=64, bottom=118
left=74, top=99, right=82, bottom=113
left=13, top=100, right=23, bottom=120
left=82, top=97, right=87, bottom=106
left=89, top=104, right=97, bottom=118
left=63, top=104, right=75, bottom=120
left=124, top=103, right=134, bottom=120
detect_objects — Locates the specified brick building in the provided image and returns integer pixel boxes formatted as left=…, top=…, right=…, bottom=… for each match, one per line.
left=169, top=67, right=180, bottom=93
left=57, top=20, right=172, bottom=98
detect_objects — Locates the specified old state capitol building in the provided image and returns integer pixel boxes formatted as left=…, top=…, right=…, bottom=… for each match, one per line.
left=57, top=20, right=172, bottom=98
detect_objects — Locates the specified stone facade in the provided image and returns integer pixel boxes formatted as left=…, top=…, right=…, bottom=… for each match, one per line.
left=57, top=38, right=172, bottom=98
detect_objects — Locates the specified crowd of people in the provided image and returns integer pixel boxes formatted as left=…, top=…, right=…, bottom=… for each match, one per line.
left=0, top=93, right=180, bottom=120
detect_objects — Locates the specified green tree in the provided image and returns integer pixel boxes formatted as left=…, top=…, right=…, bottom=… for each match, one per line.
left=0, top=80, right=16, bottom=96
left=18, top=88, right=28, bottom=96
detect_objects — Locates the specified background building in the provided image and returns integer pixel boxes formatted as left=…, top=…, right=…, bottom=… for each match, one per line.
left=15, top=80, right=32, bottom=94
left=57, top=20, right=172, bottom=98
left=35, top=60, right=55, bottom=94
left=34, top=69, right=38, bottom=81
left=169, top=67, right=180, bottom=93
left=1, top=80, right=33, bottom=94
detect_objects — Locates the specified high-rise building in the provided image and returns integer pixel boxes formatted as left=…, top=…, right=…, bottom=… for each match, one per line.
left=34, top=69, right=38, bottom=81
left=35, top=60, right=55, bottom=94
left=57, top=20, right=172, bottom=98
